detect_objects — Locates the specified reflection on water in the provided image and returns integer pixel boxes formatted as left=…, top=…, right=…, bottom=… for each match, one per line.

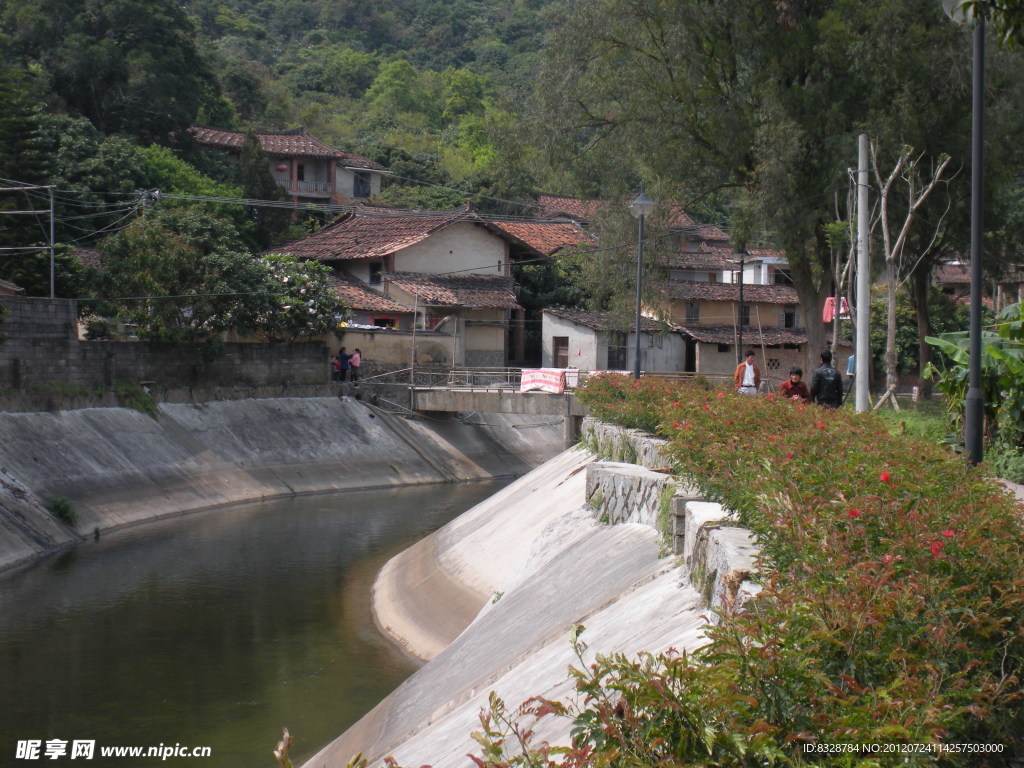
left=0, top=481, right=508, bottom=768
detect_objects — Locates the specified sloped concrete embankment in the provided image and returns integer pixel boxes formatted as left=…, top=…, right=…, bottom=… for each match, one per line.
left=303, top=419, right=760, bottom=768
left=0, top=398, right=565, bottom=574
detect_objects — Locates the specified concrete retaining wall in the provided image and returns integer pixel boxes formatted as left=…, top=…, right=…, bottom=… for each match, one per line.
left=0, top=296, right=328, bottom=399
left=0, top=397, right=566, bottom=574
left=303, top=422, right=760, bottom=768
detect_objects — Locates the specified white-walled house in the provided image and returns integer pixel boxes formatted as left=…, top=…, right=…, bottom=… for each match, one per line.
left=277, top=205, right=592, bottom=367
left=541, top=309, right=686, bottom=372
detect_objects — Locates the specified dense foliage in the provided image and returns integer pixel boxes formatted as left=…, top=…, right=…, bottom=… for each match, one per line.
left=455, top=377, right=1024, bottom=766
left=86, top=209, right=345, bottom=344
left=925, top=301, right=1024, bottom=449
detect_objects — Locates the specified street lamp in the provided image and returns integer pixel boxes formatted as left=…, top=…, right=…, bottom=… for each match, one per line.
left=944, top=0, right=985, bottom=464
left=629, top=184, right=656, bottom=379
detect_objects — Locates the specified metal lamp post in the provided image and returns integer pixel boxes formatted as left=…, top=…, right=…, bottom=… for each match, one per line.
left=629, top=185, right=656, bottom=380
left=944, top=0, right=985, bottom=464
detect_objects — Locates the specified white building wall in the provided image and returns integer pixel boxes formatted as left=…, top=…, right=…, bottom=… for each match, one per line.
left=542, top=314, right=688, bottom=372
left=393, top=223, right=507, bottom=275
left=542, top=314, right=601, bottom=369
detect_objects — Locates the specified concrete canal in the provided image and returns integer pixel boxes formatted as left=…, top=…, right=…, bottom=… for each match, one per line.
left=0, top=481, right=510, bottom=768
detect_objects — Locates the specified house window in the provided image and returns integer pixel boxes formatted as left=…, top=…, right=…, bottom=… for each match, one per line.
left=368, top=262, right=383, bottom=285
left=774, top=269, right=792, bottom=285
left=553, top=336, right=569, bottom=368
left=740, top=306, right=751, bottom=326
left=607, top=331, right=628, bottom=369
left=297, top=163, right=305, bottom=182
left=685, top=302, right=700, bottom=323
left=353, top=171, right=371, bottom=198
left=717, top=343, right=730, bottom=353
left=708, top=273, right=717, bottom=283
left=782, top=306, right=799, bottom=328
left=372, top=315, right=397, bottom=328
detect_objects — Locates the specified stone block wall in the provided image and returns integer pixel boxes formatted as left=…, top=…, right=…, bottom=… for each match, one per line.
left=582, top=418, right=762, bottom=611
left=0, top=296, right=328, bottom=396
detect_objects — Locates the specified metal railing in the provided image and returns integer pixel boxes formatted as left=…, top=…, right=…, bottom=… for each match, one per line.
left=294, top=180, right=332, bottom=194
left=357, top=366, right=738, bottom=392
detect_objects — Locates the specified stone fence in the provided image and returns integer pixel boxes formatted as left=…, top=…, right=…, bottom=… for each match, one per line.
left=581, top=417, right=762, bottom=611
left=0, top=296, right=329, bottom=408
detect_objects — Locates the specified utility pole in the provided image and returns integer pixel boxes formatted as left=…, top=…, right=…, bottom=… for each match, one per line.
left=49, top=187, right=56, bottom=299
left=855, top=134, right=870, bottom=412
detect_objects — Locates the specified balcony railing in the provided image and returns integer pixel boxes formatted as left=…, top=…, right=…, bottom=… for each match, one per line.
left=293, top=180, right=333, bottom=195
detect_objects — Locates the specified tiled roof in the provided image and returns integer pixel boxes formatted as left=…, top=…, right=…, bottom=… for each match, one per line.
left=676, top=323, right=808, bottom=345
left=189, top=125, right=386, bottom=170
left=935, top=260, right=1024, bottom=286
left=665, top=243, right=736, bottom=271
left=72, top=247, right=102, bottom=269
left=543, top=308, right=668, bottom=333
left=0, top=277, right=24, bottom=295
left=485, top=219, right=594, bottom=256
left=275, top=205, right=476, bottom=262
left=536, top=194, right=606, bottom=221
left=329, top=274, right=410, bottom=313
left=383, top=272, right=521, bottom=310
left=745, top=246, right=786, bottom=260
left=662, top=279, right=798, bottom=305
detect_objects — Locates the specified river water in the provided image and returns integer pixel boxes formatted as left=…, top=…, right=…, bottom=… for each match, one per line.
left=0, top=481, right=509, bottom=768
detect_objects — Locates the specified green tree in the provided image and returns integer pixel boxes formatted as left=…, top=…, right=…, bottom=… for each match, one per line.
left=527, top=0, right=987, bottom=372
left=90, top=208, right=266, bottom=343
left=234, top=131, right=292, bottom=250
left=245, top=254, right=347, bottom=341
left=0, top=63, right=52, bottom=291
left=1, top=0, right=220, bottom=144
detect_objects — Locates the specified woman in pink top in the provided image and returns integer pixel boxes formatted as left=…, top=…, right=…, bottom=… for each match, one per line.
left=349, top=348, right=362, bottom=381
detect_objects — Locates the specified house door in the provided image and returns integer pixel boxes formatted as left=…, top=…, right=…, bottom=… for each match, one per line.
left=684, top=338, right=696, bottom=373
left=553, top=336, right=569, bottom=368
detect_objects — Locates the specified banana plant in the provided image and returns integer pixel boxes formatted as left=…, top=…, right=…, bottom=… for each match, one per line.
left=924, top=302, right=1024, bottom=446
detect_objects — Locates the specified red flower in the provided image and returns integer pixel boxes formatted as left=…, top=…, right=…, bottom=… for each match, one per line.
left=786, top=452, right=794, bottom=459
left=673, top=422, right=680, bottom=429
left=673, top=401, right=680, bottom=407
left=817, top=423, right=826, bottom=430
left=943, top=529, right=955, bottom=537
left=847, top=509, right=861, bottom=519
left=717, top=392, right=725, bottom=398
left=702, top=405, right=710, bottom=411
left=929, top=540, right=946, bottom=558
left=880, top=471, right=892, bottom=483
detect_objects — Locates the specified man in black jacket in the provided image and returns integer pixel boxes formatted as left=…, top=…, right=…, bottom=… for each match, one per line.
left=809, top=350, right=844, bottom=408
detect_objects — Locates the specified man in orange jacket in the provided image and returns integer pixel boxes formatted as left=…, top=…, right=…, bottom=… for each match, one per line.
left=733, top=350, right=761, bottom=395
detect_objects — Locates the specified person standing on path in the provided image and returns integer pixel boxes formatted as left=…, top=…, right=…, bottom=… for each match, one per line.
left=338, top=347, right=352, bottom=381
left=733, top=350, right=761, bottom=395
left=349, top=348, right=362, bottom=381
left=810, top=350, right=844, bottom=408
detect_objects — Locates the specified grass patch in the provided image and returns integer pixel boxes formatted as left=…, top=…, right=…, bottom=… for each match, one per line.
left=44, top=494, right=77, bottom=526
left=115, top=380, right=159, bottom=420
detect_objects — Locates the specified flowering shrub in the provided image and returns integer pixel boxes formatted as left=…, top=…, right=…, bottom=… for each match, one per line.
left=374, top=379, right=1024, bottom=767
left=561, top=379, right=1024, bottom=763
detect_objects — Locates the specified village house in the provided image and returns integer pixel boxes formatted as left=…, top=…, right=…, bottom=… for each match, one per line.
left=934, top=259, right=1024, bottom=311
left=541, top=309, right=686, bottom=373
left=189, top=125, right=387, bottom=207
left=275, top=204, right=591, bottom=368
